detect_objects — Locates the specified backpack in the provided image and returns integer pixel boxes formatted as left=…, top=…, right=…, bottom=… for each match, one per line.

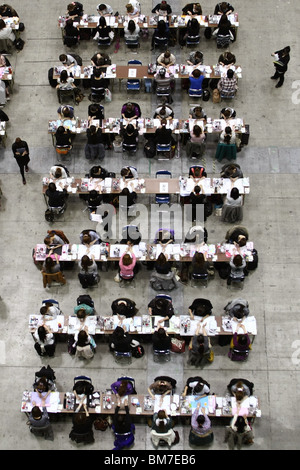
left=202, top=88, right=211, bottom=102
left=144, top=139, right=156, bottom=158
left=77, top=294, right=94, bottom=308
left=204, top=27, right=212, bottom=39
left=45, top=209, right=54, bottom=222
left=48, top=68, right=58, bottom=88
left=14, top=38, right=25, bottom=51
left=247, top=249, right=258, bottom=270
left=131, top=344, right=144, bottom=358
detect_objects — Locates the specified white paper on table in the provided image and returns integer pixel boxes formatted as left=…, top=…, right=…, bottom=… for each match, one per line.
left=159, top=182, right=168, bottom=193
left=128, top=68, right=137, bottom=78
left=154, top=395, right=171, bottom=413
left=109, top=244, right=128, bottom=257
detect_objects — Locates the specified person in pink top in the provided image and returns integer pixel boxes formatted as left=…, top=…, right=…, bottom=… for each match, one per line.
left=119, top=243, right=136, bottom=279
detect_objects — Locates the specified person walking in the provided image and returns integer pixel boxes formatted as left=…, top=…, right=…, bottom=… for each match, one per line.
left=271, top=46, right=290, bottom=88
left=12, top=137, right=30, bottom=185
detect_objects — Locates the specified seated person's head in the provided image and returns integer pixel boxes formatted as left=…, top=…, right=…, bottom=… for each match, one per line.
left=82, top=234, right=92, bottom=245
left=193, top=106, right=203, bottom=117
left=54, top=167, right=63, bottom=178
left=59, top=54, right=68, bottom=63
left=237, top=235, right=247, bottom=247
left=193, top=124, right=202, bottom=137
left=76, top=308, right=87, bottom=320
left=194, top=185, right=201, bottom=195
left=230, top=187, right=240, bottom=200
left=126, top=3, right=134, bottom=13
left=233, top=254, right=243, bottom=266
left=60, top=69, right=69, bottom=82
left=192, top=68, right=201, bottom=78
left=31, top=406, right=43, bottom=420
left=48, top=182, right=57, bottom=192
left=159, top=67, right=166, bottom=77
left=122, top=253, right=133, bottom=266
left=227, top=69, right=234, bottom=79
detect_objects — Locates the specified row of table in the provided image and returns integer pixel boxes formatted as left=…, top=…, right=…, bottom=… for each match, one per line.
left=22, top=390, right=260, bottom=418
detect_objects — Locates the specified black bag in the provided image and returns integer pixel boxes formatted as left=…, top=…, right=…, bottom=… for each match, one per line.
left=19, top=22, right=25, bottom=32
left=45, top=209, right=54, bottom=222
left=48, top=68, right=58, bottom=88
left=77, top=294, right=94, bottom=308
left=78, top=273, right=98, bottom=289
left=214, top=261, right=230, bottom=279
left=204, top=27, right=212, bottom=39
left=247, top=249, right=258, bottom=270
left=131, top=344, right=144, bottom=358
left=202, top=88, right=211, bottom=102
left=14, top=38, right=25, bottom=50
left=68, top=335, right=76, bottom=355
left=144, top=139, right=156, bottom=158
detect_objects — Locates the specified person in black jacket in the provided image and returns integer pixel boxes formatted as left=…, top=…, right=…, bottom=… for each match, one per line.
left=271, top=46, right=290, bottom=88
left=112, top=398, right=135, bottom=450
left=152, top=324, right=172, bottom=350
left=148, top=295, right=174, bottom=320
left=109, top=325, right=139, bottom=352
left=12, top=137, right=30, bottom=185
left=85, top=124, right=105, bottom=160
left=66, top=2, right=83, bottom=18
left=46, top=182, right=68, bottom=208
left=152, top=1, right=172, bottom=15
left=111, top=298, right=137, bottom=318
left=188, top=298, right=213, bottom=318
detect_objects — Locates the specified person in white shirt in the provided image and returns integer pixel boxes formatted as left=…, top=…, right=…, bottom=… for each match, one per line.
left=97, top=3, right=113, bottom=15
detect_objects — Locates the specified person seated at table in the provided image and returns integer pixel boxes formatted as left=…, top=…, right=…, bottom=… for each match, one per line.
left=49, top=165, right=69, bottom=180
left=40, top=300, right=60, bottom=319
left=121, top=102, right=141, bottom=121
left=45, top=182, right=68, bottom=208
left=88, top=103, right=105, bottom=126
left=69, top=413, right=95, bottom=443
left=152, top=1, right=172, bottom=15
left=154, top=252, right=172, bottom=275
left=78, top=254, right=99, bottom=288
left=148, top=295, right=174, bottom=320
left=27, top=405, right=54, bottom=440
left=219, top=125, right=237, bottom=147
left=90, top=67, right=108, bottom=98
left=227, top=254, right=246, bottom=285
left=188, top=323, right=213, bottom=366
left=220, top=106, right=236, bottom=120
left=189, top=166, right=208, bottom=183
left=0, top=17, right=15, bottom=43
left=154, top=66, right=174, bottom=93
left=228, top=324, right=251, bottom=360
left=74, top=328, right=95, bottom=359
left=125, top=3, right=140, bottom=18
left=111, top=378, right=136, bottom=396
left=224, top=298, right=249, bottom=321
left=80, top=229, right=101, bottom=246
left=0, top=4, right=19, bottom=17
left=117, top=187, right=137, bottom=211
left=225, top=225, right=249, bottom=247
left=63, top=19, right=80, bottom=46
left=188, top=68, right=204, bottom=93
left=74, top=301, right=95, bottom=318
left=218, top=51, right=236, bottom=67
left=66, top=2, right=83, bottom=18
left=212, top=13, right=234, bottom=47
left=91, top=52, right=111, bottom=71
left=220, top=163, right=243, bottom=180
left=89, top=164, right=108, bottom=179
left=150, top=410, right=179, bottom=448
left=57, top=105, right=75, bottom=120
left=111, top=298, right=137, bottom=319
left=189, top=185, right=211, bottom=222
left=155, top=228, right=175, bottom=246
left=217, top=68, right=237, bottom=96
left=182, top=3, right=202, bottom=15
left=157, top=50, right=176, bottom=69
left=189, top=404, right=214, bottom=446
left=124, top=19, right=140, bottom=41
left=187, top=50, right=203, bottom=66
left=44, top=229, right=69, bottom=248
left=97, top=3, right=113, bottom=15
left=148, top=377, right=174, bottom=398
left=151, top=19, right=170, bottom=49
left=154, top=119, right=175, bottom=146
left=152, top=323, right=172, bottom=351
left=42, top=254, right=63, bottom=275
left=188, top=298, right=213, bottom=320
left=189, top=105, right=206, bottom=120
left=214, top=2, right=234, bottom=15
left=86, top=189, right=103, bottom=213
left=33, top=375, right=54, bottom=396
left=109, top=324, right=140, bottom=352
left=112, top=397, right=135, bottom=451
left=221, top=187, right=243, bottom=223
left=85, top=123, right=105, bottom=160
left=56, top=69, right=81, bottom=98
left=59, top=53, right=80, bottom=68
left=189, top=251, right=213, bottom=278
left=33, top=324, right=56, bottom=358
left=182, top=376, right=210, bottom=396
left=120, top=165, right=138, bottom=179
left=154, top=103, right=174, bottom=121
left=93, top=15, right=113, bottom=44
left=227, top=378, right=253, bottom=397
left=224, top=414, right=254, bottom=450
left=121, top=123, right=139, bottom=153
left=118, top=243, right=136, bottom=279
left=187, top=124, right=206, bottom=153
left=54, top=125, right=72, bottom=148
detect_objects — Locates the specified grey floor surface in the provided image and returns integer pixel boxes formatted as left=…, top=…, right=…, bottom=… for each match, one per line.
left=0, top=0, right=300, bottom=453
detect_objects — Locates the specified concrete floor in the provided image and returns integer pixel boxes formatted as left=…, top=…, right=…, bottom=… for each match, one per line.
left=0, top=0, right=299, bottom=452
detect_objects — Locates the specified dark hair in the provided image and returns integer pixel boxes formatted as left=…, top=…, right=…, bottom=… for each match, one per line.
left=81, top=255, right=93, bottom=272
left=233, top=254, right=243, bottom=267
left=98, top=4, right=107, bottom=10
left=76, top=308, right=87, bottom=320
left=188, top=17, right=200, bottom=34
left=193, top=124, right=202, bottom=137
left=193, top=251, right=205, bottom=266
left=48, top=182, right=57, bottom=192
left=127, top=19, right=136, bottom=33
left=197, top=334, right=205, bottom=355
left=156, top=252, right=167, bottom=265
left=157, top=410, right=168, bottom=431
left=45, top=256, right=55, bottom=269
left=31, top=406, right=42, bottom=419
left=157, top=327, right=167, bottom=338
left=0, top=19, right=6, bottom=30
left=126, top=124, right=135, bottom=134
left=60, top=69, right=69, bottom=83
left=227, top=68, right=234, bottom=79
left=237, top=236, right=247, bottom=247
left=236, top=416, right=247, bottom=434
left=223, top=126, right=232, bottom=144
left=196, top=414, right=205, bottom=426
left=98, top=16, right=107, bottom=27
left=37, top=326, right=47, bottom=343
left=194, top=51, right=203, bottom=64
left=157, top=19, right=166, bottom=33
left=117, top=380, right=129, bottom=397
left=122, top=253, right=133, bottom=266
left=77, top=330, right=89, bottom=347
left=59, top=54, right=67, bottom=62
left=192, top=68, right=201, bottom=78
left=194, top=185, right=201, bottom=195
left=230, top=187, right=240, bottom=200
left=238, top=334, right=249, bottom=346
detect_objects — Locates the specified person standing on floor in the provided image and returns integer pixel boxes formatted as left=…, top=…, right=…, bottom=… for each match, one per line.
left=271, top=46, right=290, bottom=88
left=12, top=137, right=30, bottom=185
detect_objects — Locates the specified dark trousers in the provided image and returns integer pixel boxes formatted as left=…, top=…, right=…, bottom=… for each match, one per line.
left=14, top=155, right=30, bottom=179
left=273, top=69, right=285, bottom=86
